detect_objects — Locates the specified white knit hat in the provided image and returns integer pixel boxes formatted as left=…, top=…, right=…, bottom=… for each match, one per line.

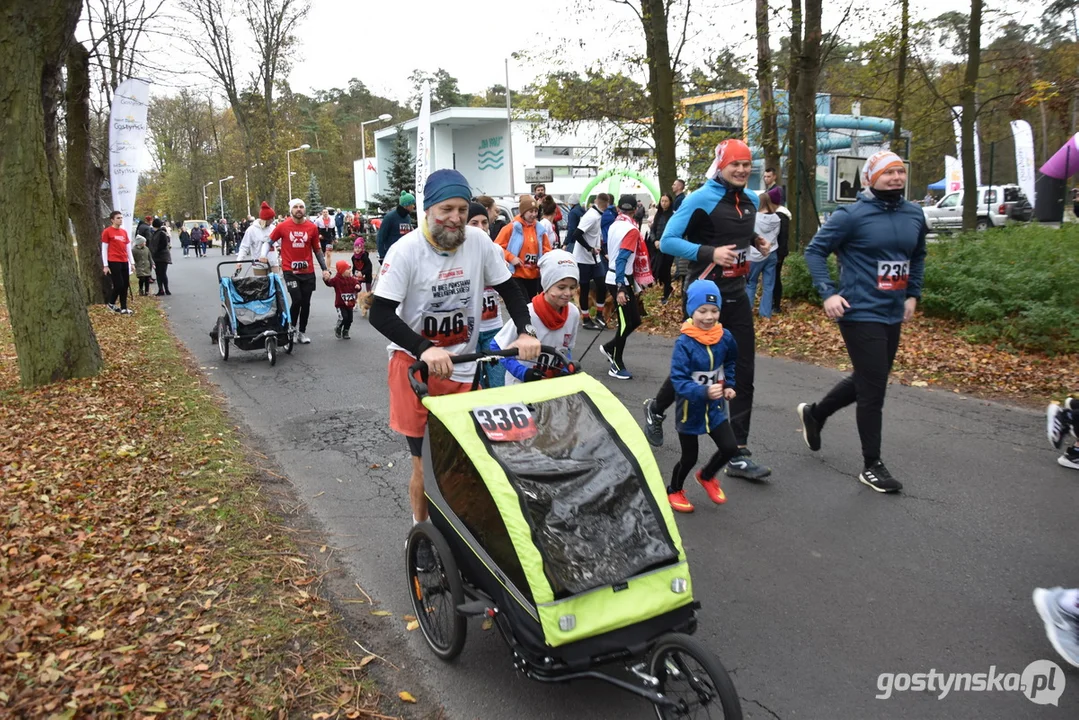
left=289, top=197, right=306, bottom=210
left=539, top=250, right=579, bottom=292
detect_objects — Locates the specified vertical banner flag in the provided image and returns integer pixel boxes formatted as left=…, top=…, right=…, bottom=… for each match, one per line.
left=414, top=81, right=431, bottom=212
left=951, top=105, right=982, bottom=186
left=1010, top=120, right=1036, bottom=205
left=109, top=78, right=151, bottom=241
left=945, top=155, right=962, bottom=193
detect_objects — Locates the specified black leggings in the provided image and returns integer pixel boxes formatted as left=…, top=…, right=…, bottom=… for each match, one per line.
left=155, top=263, right=169, bottom=294
left=656, top=253, right=674, bottom=298
left=577, top=262, right=607, bottom=313
left=284, top=272, right=316, bottom=332
left=107, top=262, right=130, bottom=309
left=515, top=276, right=541, bottom=301
left=656, top=292, right=755, bottom=444
left=812, top=321, right=901, bottom=467
left=138, top=276, right=151, bottom=294
left=602, top=284, right=640, bottom=370
left=337, top=307, right=354, bottom=331
left=669, top=421, right=739, bottom=493
left=773, top=252, right=787, bottom=312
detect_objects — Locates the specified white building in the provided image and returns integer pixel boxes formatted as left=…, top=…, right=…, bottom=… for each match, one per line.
left=362, top=107, right=659, bottom=206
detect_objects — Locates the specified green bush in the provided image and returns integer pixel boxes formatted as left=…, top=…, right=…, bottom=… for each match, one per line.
left=784, top=223, right=1079, bottom=354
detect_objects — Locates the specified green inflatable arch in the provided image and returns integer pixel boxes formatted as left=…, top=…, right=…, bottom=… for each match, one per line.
left=580, top=169, right=661, bottom=204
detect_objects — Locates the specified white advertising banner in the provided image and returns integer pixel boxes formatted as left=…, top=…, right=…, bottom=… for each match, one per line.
left=945, top=155, right=962, bottom=193
left=1010, top=119, right=1036, bottom=205
left=951, top=105, right=982, bottom=187
left=414, top=81, right=431, bottom=211
left=109, top=78, right=151, bottom=240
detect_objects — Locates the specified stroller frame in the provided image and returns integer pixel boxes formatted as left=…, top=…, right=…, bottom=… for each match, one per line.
left=405, top=349, right=743, bottom=718
left=215, top=260, right=294, bottom=365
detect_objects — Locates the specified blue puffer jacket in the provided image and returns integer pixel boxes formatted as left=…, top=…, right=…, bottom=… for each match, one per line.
left=671, top=328, right=738, bottom=435
left=804, top=191, right=928, bottom=324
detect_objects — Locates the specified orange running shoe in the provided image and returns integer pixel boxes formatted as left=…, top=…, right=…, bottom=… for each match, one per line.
left=668, top=490, right=695, bottom=513
left=696, top=470, right=727, bottom=504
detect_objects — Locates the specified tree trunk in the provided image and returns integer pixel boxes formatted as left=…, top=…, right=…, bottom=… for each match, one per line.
left=0, top=0, right=103, bottom=386
left=787, top=0, right=803, bottom=247
left=756, top=0, right=780, bottom=173
left=66, top=42, right=108, bottom=305
left=892, top=0, right=909, bottom=154
left=960, top=0, right=981, bottom=231
left=788, top=0, right=822, bottom=249
left=641, top=0, right=678, bottom=196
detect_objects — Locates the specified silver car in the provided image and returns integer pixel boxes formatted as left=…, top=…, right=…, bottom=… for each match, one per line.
left=922, top=185, right=1018, bottom=231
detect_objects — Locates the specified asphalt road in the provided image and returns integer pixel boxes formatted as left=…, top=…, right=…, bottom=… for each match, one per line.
left=158, top=250, right=1078, bottom=719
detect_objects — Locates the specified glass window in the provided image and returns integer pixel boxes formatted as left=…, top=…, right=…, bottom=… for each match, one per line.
left=939, top=194, right=959, bottom=208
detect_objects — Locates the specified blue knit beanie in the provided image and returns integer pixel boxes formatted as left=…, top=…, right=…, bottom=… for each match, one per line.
left=686, top=280, right=722, bottom=316
left=423, top=169, right=471, bottom=210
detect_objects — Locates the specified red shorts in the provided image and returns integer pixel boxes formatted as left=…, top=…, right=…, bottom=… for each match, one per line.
left=388, top=350, right=470, bottom=439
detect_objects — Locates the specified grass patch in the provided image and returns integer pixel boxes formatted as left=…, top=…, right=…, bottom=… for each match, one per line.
left=0, top=293, right=385, bottom=717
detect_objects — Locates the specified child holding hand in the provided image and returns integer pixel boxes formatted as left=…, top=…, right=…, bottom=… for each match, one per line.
left=667, top=280, right=739, bottom=513
left=323, top=259, right=361, bottom=339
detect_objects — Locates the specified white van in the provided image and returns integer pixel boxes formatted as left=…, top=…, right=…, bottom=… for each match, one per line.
left=922, top=185, right=1027, bottom=231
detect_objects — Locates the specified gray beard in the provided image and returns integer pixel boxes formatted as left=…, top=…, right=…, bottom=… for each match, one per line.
left=430, top=222, right=465, bottom=250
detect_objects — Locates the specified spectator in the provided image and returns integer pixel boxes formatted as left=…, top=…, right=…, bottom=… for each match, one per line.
left=763, top=167, right=786, bottom=206
left=650, top=193, right=676, bottom=303
left=335, top=208, right=345, bottom=239
left=672, top=178, right=686, bottom=211
left=563, top=193, right=584, bottom=253
left=477, top=195, right=506, bottom=240
left=148, top=218, right=172, bottom=295
left=745, top=194, right=781, bottom=318
left=376, top=191, right=416, bottom=259
left=773, top=203, right=792, bottom=313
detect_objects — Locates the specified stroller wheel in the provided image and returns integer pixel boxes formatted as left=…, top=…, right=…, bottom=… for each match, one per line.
left=406, top=523, right=466, bottom=661
left=285, top=332, right=294, bottom=354
left=649, top=633, right=742, bottom=720
left=217, top=317, right=229, bottom=361
left=266, top=337, right=277, bottom=366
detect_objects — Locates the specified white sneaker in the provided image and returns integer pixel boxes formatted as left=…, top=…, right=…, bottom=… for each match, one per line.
left=296, top=331, right=311, bottom=344
left=120, top=309, right=134, bottom=315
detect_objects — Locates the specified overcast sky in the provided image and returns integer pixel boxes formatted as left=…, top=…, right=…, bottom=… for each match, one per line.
left=281, top=0, right=1033, bottom=106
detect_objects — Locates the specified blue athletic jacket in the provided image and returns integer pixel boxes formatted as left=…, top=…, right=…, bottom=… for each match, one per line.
left=804, top=191, right=928, bottom=324
left=659, top=178, right=760, bottom=299
left=671, top=329, right=738, bottom=435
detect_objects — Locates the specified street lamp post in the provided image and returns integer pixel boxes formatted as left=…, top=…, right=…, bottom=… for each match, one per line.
left=218, top=175, right=235, bottom=220
left=286, top=144, right=311, bottom=201
left=202, top=181, right=213, bottom=220
left=245, top=163, right=264, bottom=217
left=360, top=113, right=392, bottom=210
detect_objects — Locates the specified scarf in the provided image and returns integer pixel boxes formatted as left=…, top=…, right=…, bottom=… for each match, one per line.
left=532, top=292, right=568, bottom=330
left=680, top=320, right=724, bottom=345
left=506, top=215, right=544, bottom=264
left=615, top=212, right=655, bottom=287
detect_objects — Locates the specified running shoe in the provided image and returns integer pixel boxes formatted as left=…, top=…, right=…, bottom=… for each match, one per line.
left=797, top=402, right=822, bottom=451
left=725, top=453, right=772, bottom=480
left=667, top=490, right=694, bottom=513
left=1033, top=587, right=1079, bottom=668
left=296, top=331, right=311, bottom=344
left=1048, top=402, right=1068, bottom=449
left=120, top=309, right=134, bottom=315
left=642, top=399, right=665, bottom=447
left=858, top=460, right=903, bottom=493
left=106, top=303, right=119, bottom=313
left=608, top=367, right=632, bottom=380
left=1059, top=446, right=1079, bottom=470
left=334, top=320, right=342, bottom=339
left=582, top=317, right=603, bottom=331
left=600, top=343, right=615, bottom=366
left=342, top=329, right=351, bottom=340
left=695, top=470, right=726, bottom=504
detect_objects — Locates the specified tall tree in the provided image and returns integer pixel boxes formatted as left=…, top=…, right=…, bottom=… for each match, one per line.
left=787, top=0, right=824, bottom=248
left=0, top=0, right=103, bottom=386
left=892, top=0, right=910, bottom=153
left=756, top=0, right=781, bottom=173
left=638, top=0, right=680, bottom=197
left=959, top=0, right=982, bottom=230
left=67, top=42, right=109, bottom=305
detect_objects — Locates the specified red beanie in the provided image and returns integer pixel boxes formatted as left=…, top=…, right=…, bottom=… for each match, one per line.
left=706, top=139, right=753, bottom=178
left=259, top=201, right=275, bottom=221
left=335, top=259, right=351, bottom=275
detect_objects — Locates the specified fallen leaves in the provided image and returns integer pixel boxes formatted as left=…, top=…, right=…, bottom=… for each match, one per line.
left=0, top=296, right=386, bottom=718
left=398, top=691, right=417, bottom=703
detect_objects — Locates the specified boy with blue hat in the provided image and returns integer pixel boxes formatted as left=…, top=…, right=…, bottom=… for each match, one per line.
left=667, top=279, right=739, bottom=513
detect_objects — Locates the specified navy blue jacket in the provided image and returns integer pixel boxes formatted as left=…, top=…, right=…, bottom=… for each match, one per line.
left=376, top=206, right=415, bottom=259
left=659, top=178, right=760, bottom=299
left=564, top=204, right=585, bottom=252
left=671, top=329, right=738, bottom=435
left=600, top=207, right=617, bottom=247
left=804, top=191, right=928, bottom=324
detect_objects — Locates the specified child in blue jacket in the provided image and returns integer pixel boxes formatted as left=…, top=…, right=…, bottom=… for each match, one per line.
left=667, top=280, right=739, bottom=513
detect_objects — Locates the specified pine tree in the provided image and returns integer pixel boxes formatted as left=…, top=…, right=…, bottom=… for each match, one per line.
left=306, top=173, right=323, bottom=214
left=374, top=128, right=414, bottom=211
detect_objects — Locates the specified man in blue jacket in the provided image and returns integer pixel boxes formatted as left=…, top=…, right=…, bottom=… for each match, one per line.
left=795, top=151, right=927, bottom=493
left=376, top=191, right=416, bottom=260
left=644, top=139, right=773, bottom=481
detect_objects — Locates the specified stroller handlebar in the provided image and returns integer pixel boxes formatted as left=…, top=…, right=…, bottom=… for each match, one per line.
left=217, top=259, right=268, bottom=281
left=408, top=344, right=576, bottom=399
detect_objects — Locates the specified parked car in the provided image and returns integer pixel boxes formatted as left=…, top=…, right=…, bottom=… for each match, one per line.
left=922, top=185, right=1028, bottom=231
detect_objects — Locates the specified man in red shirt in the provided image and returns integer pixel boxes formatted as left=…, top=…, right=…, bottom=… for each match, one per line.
left=269, top=198, right=329, bottom=344
left=101, top=210, right=136, bottom=314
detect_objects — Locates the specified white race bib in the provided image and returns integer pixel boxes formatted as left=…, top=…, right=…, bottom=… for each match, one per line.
left=877, top=260, right=910, bottom=291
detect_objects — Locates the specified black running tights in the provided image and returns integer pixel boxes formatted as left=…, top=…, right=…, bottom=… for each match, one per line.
left=107, top=262, right=130, bottom=309
left=601, top=284, right=640, bottom=370
left=668, top=421, right=739, bottom=493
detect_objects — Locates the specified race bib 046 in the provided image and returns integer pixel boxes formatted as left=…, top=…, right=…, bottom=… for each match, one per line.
left=877, top=260, right=910, bottom=291
left=421, top=309, right=472, bottom=347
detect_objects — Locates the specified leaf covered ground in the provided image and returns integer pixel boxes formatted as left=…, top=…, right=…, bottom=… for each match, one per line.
left=0, top=295, right=398, bottom=718
left=638, top=288, right=1076, bottom=405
